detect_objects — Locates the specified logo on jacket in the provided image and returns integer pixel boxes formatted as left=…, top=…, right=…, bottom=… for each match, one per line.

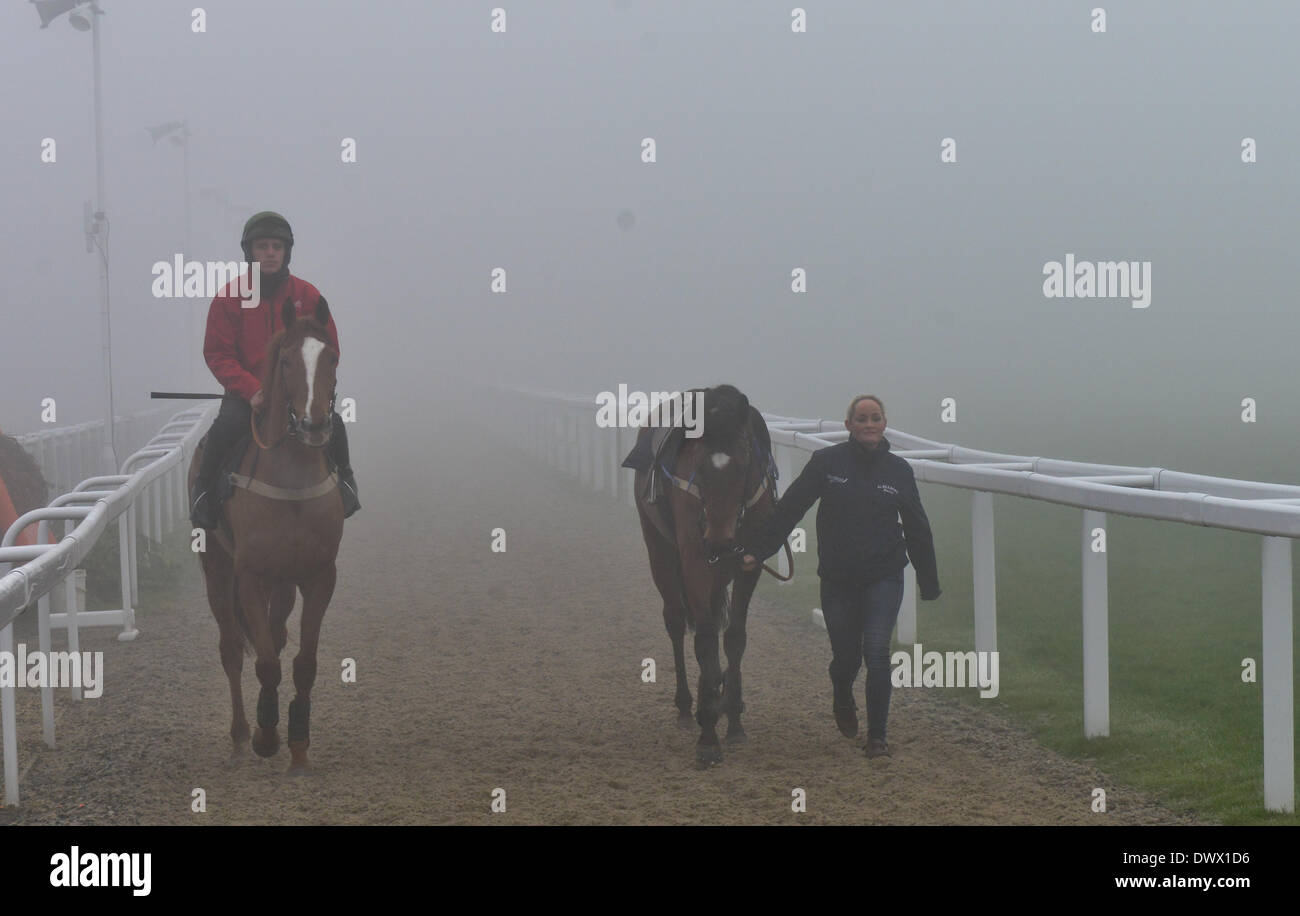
left=826, top=474, right=848, bottom=485
left=877, top=483, right=899, bottom=496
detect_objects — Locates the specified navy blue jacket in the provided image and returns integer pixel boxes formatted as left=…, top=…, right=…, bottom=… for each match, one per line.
left=747, top=437, right=941, bottom=599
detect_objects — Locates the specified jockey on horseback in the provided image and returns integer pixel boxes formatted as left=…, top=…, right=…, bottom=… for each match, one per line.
left=189, top=210, right=360, bottom=529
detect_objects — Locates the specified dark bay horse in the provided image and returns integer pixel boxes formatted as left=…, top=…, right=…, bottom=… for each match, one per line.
left=633, top=385, right=777, bottom=766
left=188, top=298, right=344, bottom=772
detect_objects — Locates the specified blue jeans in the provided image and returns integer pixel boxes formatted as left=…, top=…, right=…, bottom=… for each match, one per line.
left=820, top=572, right=905, bottom=740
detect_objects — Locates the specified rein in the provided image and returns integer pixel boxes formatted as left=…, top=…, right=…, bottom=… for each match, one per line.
left=238, top=337, right=339, bottom=502
left=249, top=356, right=336, bottom=452
left=760, top=541, right=795, bottom=582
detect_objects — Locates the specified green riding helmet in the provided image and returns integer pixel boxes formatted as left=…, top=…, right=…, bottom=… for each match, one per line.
left=241, top=210, right=294, bottom=267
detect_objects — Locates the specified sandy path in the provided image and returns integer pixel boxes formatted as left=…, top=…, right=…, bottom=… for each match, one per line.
left=3, top=400, right=1206, bottom=825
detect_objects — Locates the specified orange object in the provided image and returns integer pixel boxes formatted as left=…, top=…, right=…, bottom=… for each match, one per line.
left=0, top=425, right=54, bottom=547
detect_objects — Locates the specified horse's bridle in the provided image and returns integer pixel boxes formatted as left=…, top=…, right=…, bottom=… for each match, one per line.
left=660, top=430, right=776, bottom=566
left=250, top=357, right=336, bottom=451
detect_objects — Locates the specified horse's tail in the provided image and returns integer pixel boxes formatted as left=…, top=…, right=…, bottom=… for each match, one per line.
left=231, top=575, right=254, bottom=656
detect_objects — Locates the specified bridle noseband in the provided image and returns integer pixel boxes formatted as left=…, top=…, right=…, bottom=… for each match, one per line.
left=659, top=430, right=776, bottom=566
left=250, top=352, right=337, bottom=451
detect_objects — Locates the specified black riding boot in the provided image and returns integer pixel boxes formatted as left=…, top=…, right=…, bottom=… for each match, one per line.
left=191, top=394, right=250, bottom=529
left=329, top=413, right=360, bottom=518
left=832, top=679, right=859, bottom=738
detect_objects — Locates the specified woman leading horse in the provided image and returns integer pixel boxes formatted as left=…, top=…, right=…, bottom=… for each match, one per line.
left=743, top=394, right=942, bottom=760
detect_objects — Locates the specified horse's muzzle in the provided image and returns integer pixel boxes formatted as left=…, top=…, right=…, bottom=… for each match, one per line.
left=295, top=414, right=333, bottom=448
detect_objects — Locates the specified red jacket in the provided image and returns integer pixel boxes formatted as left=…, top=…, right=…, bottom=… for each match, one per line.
left=203, top=271, right=340, bottom=401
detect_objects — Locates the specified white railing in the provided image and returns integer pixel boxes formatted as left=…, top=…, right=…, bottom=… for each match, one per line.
left=0, top=402, right=217, bottom=806
left=493, top=385, right=1296, bottom=814
left=13, top=407, right=172, bottom=498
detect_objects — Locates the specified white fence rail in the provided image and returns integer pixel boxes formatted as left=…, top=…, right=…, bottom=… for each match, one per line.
left=495, top=385, right=1296, bottom=815
left=13, top=408, right=172, bottom=498
left=0, top=403, right=217, bottom=806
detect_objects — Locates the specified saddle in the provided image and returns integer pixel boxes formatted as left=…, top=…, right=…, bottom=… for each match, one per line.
left=621, top=424, right=684, bottom=502
left=208, top=432, right=341, bottom=510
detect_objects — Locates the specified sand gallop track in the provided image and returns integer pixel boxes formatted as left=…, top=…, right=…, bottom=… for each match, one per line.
left=5, top=399, right=1207, bottom=825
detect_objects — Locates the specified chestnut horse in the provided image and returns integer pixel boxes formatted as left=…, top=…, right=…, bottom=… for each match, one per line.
left=188, top=298, right=344, bottom=772
left=634, top=385, right=777, bottom=766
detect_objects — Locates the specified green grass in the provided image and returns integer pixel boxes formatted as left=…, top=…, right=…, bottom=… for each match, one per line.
left=80, top=523, right=195, bottom=610
left=764, top=482, right=1299, bottom=825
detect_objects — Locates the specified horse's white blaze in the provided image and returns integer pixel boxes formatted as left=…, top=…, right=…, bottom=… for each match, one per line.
left=711, top=452, right=731, bottom=469
left=300, top=337, right=327, bottom=418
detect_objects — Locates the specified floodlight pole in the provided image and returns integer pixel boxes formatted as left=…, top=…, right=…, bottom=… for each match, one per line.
left=88, top=3, right=118, bottom=475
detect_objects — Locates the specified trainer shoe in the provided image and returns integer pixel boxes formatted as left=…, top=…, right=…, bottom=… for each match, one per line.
left=833, top=704, right=858, bottom=738
left=864, top=737, right=891, bottom=759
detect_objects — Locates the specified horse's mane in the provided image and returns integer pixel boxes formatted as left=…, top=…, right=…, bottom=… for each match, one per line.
left=700, top=384, right=751, bottom=447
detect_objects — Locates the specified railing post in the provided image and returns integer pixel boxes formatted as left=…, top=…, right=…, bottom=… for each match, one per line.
left=1082, top=509, right=1109, bottom=738
left=1, top=619, right=18, bottom=805
left=1261, top=536, right=1295, bottom=813
left=128, top=506, right=140, bottom=609
left=972, top=490, right=997, bottom=655
left=569, top=407, right=581, bottom=479
left=607, top=426, right=620, bottom=502
left=118, top=513, right=137, bottom=642
left=37, top=592, right=55, bottom=746
left=579, top=411, right=592, bottom=488
left=151, top=477, right=162, bottom=542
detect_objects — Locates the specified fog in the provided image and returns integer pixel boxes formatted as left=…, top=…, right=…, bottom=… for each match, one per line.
left=3, top=0, right=1298, bottom=483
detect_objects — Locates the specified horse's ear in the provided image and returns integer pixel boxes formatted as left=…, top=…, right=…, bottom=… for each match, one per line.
left=315, top=296, right=330, bottom=328
left=280, top=299, right=296, bottom=331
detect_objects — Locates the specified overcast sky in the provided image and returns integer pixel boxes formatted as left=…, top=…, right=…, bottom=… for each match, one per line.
left=2, top=0, right=1297, bottom=481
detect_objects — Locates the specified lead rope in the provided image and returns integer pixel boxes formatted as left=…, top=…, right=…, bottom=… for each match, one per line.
left=748, top=432, right=794, bottom=581
left=760, top=541, right=794, bottom=581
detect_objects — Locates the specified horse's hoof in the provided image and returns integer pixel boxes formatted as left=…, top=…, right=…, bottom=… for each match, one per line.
left=252, top=728, right=280, bottom=758
left=696, top=744, right=724, bottom=767
left=726, top=727, right=748, bottom=745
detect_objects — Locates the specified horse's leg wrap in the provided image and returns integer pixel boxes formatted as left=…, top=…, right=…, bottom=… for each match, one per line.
left=256, top=685, right=279, bottom=730
left=288, top=697, right=311, bottom=743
